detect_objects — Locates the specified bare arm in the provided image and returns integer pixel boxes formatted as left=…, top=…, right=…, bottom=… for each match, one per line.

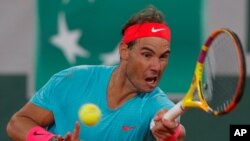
left=6, top=102, right=54, bottom=141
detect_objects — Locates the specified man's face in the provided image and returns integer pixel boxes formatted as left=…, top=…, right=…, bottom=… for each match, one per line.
left=125, top=37, right=170, bottom=92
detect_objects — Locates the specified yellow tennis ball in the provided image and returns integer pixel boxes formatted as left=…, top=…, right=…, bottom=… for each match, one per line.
left=78, top=103, right=101, bottom=126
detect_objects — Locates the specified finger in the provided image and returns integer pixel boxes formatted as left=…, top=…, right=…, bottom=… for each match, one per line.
left=152, top=119, right=171, bottom=138
left=154, top=116, right=175, bottom=131
left=152, top=128, right=172, bottom=140
left=64, top=132, right=72, bottom=141
left=154, top=108, right=168, bottom=121
left=152, top=122, right=172, bottom=135
left=72, top=121, right=81, bottom=140
left=152, top=109, right=179, bottom=140
left=157, top=108, right=167, bottom=117
left=55, top=135, right=64, bottom=141
left=162, top=119, right=179, bottom=132
left=152, top=118, right=178, bottom=140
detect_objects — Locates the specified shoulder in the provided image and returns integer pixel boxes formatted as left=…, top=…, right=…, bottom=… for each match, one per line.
left=48, top=65, right=116, bottom=88
left=139, top=87, right=175, bottom=123
left=54, top=65, right=116, bottom=78
left=143, top=87, right=175, bottom=110
left=146, top=87, right=169, bottom=101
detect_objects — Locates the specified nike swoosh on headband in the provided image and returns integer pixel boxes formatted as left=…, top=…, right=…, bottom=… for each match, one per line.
left=151, top=27, right=166, bottom=33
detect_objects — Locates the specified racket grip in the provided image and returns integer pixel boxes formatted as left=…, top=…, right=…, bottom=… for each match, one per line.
left=163, top=102, right=184, bottom=120
left=150, top=102, right=184, bottom=129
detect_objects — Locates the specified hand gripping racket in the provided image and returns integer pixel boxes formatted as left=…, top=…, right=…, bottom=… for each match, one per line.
left=153, top=28, right=246, bottom=125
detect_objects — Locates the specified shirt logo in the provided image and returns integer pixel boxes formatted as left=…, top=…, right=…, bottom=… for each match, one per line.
left=122, top=125, right=136, bottom=131
left=151, top=27, right=165, bottom=33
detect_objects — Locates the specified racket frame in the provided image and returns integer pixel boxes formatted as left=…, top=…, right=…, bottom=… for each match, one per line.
left=163, top=28, right=246, bottom=120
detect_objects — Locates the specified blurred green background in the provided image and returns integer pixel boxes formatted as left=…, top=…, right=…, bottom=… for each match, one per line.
left=0, top=0, right=249, bottom=141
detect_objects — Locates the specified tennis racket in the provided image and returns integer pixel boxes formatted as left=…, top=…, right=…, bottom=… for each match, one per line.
left=155, top=28, right=246, bottom=124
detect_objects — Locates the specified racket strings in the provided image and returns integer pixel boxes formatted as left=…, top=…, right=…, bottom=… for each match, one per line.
left=203, top=32, right=241, bottom=114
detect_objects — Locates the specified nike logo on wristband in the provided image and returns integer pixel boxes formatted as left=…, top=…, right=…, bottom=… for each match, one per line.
left=33, top=131, right=52, bottom=136
left=33, top=131, right=46, bottom=135
left=151, top=27, right=165, bottom=33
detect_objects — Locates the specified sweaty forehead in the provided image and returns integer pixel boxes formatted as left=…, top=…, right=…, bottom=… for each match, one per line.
left=135, top=37, right=170, bottom=50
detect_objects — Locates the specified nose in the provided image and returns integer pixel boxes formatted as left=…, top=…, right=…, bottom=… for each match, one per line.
left=151, top=58, right=161, bottom=72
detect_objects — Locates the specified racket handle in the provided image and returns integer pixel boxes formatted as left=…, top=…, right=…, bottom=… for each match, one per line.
left=150, top=102, right=184, bottom=129
left=163, top=102, right=185, bottom=120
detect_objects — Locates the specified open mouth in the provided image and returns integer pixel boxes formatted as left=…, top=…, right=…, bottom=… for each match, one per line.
left=145, top=76, right=157, bottom=88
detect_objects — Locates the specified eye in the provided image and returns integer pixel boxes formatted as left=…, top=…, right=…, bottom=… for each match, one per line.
left=142, top=52, right=152, bottom=58
left=160, top=53, right=169, bottom=61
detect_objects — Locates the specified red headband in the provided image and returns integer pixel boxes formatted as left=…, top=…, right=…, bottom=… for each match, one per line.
left=122, top=23, right=171, bottom=44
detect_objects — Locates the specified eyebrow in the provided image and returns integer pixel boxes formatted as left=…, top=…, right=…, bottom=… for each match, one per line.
left=141, top=47, right=171, bottom=54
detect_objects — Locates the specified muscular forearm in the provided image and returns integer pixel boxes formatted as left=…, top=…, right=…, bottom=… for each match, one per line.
left=7, top=114, right=44, bottom=141
left=7, top=102, right=55, bottom=141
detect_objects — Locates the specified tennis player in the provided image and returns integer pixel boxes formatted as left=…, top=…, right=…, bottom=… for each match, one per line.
left=7, top=5, right=185, bottom=141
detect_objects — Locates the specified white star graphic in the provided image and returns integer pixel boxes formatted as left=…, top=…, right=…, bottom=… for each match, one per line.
left=50, top=12, right=90, bottom=64
left=62, top=0, right=70, bottom=4
left=100, top=43, right=120, bottom=65
left=88, top=0, right=95, bottom=3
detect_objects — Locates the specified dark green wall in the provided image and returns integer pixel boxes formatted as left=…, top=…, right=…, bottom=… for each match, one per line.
left=182, top=77, right=250, bottom=141
left=0, top=75, right=27, bottom=141
left=248, top=0, right=250, bottom=53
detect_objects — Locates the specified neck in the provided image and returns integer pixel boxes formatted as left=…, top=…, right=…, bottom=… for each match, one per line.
left=107, top=65, right=137, bottom=109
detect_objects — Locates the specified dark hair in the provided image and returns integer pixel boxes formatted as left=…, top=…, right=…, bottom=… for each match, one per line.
left=121, top=5, right=166, bottom=36
left=121, top=5, right=166, bottom=47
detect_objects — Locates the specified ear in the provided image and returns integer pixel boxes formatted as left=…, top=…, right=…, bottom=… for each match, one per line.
left=119, top=42, right=129, bottom=60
